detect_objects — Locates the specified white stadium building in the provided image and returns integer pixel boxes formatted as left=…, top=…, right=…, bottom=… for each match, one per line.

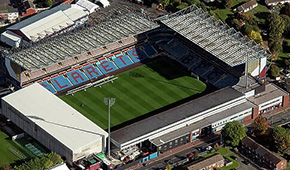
left=1, top=83, right=108, bottom=163
left=0, top=4, right=89, bottom=47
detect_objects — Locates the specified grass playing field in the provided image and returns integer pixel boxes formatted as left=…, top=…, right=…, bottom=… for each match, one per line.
left=0, top=131, right=30, bottom=167
left=60, top=57, right=206, bottom=129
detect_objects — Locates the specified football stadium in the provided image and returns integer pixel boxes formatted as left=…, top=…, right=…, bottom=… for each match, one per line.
left=1, top=1, right=289, bottom=168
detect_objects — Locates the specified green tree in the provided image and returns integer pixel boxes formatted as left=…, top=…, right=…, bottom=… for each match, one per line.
left=254, top=115, right=268, bottom=136
left=221, top=121, right=247, bottom=146
left=249, top=30, right=263, bottom=43
left=285, top=59, right=290, bottom=70
left=242, top=24, right=253, bottom=36
left=272, top=126, right=290, bottom=153
left=221, top=0, right=233, bottom=8
left=267, top=14, right=285, bottom=53
left=281, top=14, right=290, bottom=33
left=50, top=152, right=63, bottom=164
left=270, top=65, right=280, bottom=77
left=194, top=150, right=199, bottom=160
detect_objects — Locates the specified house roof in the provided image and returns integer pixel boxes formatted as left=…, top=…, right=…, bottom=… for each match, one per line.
left=238, top=0, right=257, bottom=11
left=186, top=154, right=224, bottom=170
left=241, top=137, right=286, bottom=164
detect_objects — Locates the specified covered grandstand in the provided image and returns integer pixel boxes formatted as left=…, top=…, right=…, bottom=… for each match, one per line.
left=1, top=83, right=108, bottom=164
left=4, top=11, right=159, bottom=87
left=158, top=5, right=269, bottom=79
left=1, top=4, right=89, bottom=47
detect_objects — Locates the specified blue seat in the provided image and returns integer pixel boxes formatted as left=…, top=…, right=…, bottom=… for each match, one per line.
left=83, top=64, right=103, bottom=80
left=142, top=44, right=157, bottom=57
left=67, top=69, right=89, bottom=86
left=96, top=59, right=118, bottom=74
left=215, top=75, right=238, bottom=89
left=192, top=60, right=210, bottom=75
left=178, top=52, right=199, bottom=68
left=202, top=67, right=224, bottom=84
left=127, top=48, right=148, bottom=63
left=39, top=81, right=57, bottom=94
left=50, top=76, right=72, bottom=91
left=165, top=40, right=188, bottom=57
left=113, top=53, right=134, bottom=68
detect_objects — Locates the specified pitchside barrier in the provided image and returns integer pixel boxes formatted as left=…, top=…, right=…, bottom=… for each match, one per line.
left=66, top=75, right=118, bottom=95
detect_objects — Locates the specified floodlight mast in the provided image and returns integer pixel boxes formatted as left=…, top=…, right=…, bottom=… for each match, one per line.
left=104, top=97, right=115, bottom=159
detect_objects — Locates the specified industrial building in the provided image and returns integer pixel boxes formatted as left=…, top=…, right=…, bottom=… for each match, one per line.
left=1, top=4, right=89, bottom=47
left=1, top=83, right=108, bottom=164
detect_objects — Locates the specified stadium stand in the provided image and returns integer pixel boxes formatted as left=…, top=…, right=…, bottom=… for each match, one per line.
left=5, top=9, right=159, bottom=87
left=161, top=38, right=238, bottom=88
left=158, top=5, right=268, bottom=67
left=39, top=43, right=157, bottom=93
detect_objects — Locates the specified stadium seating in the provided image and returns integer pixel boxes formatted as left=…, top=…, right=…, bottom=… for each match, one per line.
left=162, top=39, right=239, bottom=89
left=83, top=64, right=103, bottom=80
left=50, top=76, right=73, bottom=92
left=142, top=43, right=157, bottom=57
left=178, top=52, right=199, bottom=68
left=111, top=53, right=134, bottom=69
left=127, top=47, right=148, bottom=63
left=166, top=39, right=188, bottom=58
left=66, top=69, right=89, bottom=86
left=214, top=75, right=238, bottom=89
left=96, top=58, right=118, bottom=74
left=39, top=81, right=57, bottom=94
left=38, top=43, right=156, bottom=93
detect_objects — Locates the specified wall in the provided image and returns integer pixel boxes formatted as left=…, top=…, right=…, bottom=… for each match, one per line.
left=1, top=100, right=74, bottom=163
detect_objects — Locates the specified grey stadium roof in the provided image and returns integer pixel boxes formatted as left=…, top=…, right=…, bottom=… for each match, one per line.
left=158, top=5, right=269, bottom=67
left=6, top=12, right=159, bottom=71
left=111, top=87, right=243, bottom=145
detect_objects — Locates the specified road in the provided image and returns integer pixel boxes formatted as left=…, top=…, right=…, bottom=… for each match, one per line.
left=266, top=108, right=290, bottom=126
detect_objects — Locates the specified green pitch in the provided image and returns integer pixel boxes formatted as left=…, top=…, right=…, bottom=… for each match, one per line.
left=60, top=58, right=206, bottom=129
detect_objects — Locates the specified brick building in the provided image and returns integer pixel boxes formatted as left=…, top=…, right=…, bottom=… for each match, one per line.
left=240, top=137, right=287, bottom=170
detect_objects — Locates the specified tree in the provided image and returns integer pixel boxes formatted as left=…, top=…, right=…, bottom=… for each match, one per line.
left=267, top=14, right=285, bottom=53
left=254, top=115, right=268, bottom=136
left=2, top=163, right=11, bottom=170
left=221, top=0, right=233, bottom=8
left=166, top=163, right=172, bottom=170
left=281, top=14, right=290, bottom=33
left=271, top=65, right=280, bottom=77
left=194, top=150, right=199, bottom=160
left=285, top=59, right=290, bottom=70
left=221, top=121, right=247, bottom=146
left=248, top=30, right=263, bottom=43
left=271, top=126, right=290, bottom=153
left=284, top=3, right=290, bottom=17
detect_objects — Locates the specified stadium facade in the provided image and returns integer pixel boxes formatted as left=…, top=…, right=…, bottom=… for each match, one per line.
left=1, top=83, right=108, bottom=163
left=0, top=4, right=89, bottom=48
left=111, top=81, right=289, bottom=152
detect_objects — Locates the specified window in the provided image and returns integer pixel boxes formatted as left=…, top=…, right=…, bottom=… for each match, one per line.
left=175, top=140, right=178, bottom=143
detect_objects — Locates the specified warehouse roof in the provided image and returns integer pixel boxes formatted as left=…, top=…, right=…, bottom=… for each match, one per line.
left=8, top=4, right=89, bottom=42
left=111, top=87, right=243, bottom=145
left=2, top=83, right=108, bottom=152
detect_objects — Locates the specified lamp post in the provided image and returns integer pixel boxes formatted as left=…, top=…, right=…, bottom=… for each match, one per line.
left=104, top=97, right=115, bottom=159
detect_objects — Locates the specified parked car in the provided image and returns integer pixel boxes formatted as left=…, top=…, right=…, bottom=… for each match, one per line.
left=230, top=156, right=238, bottom=161
left=243, top=159, right=250, bottom=165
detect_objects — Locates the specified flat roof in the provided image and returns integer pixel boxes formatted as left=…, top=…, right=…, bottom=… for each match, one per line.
left=248, top=83, right=288, bottom=105
left=2, top=83, right=108, bottom=152
left=150, top=100, right=255, bottom=146
left=111, top=87, right=243, bottom=145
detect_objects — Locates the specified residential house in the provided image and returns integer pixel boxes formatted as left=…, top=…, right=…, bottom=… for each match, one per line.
left=265, top=0, right=290, bottom=6
left=184, top=154, right=225, bottom=170
left=240, top=136, right=287, bottom=170
left=237, top=0, right=258, bottom=12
